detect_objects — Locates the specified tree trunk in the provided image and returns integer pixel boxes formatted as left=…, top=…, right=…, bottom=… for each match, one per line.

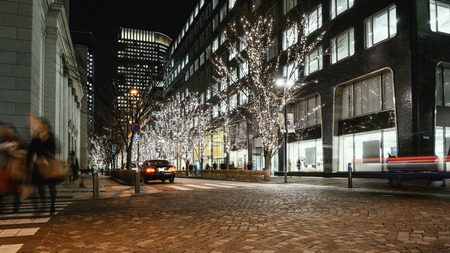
left=263, top=151, right=271, bottom=181
left=126, top=141, right=133, bottom=170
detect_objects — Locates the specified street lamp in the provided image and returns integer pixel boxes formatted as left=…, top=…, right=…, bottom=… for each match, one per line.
left=276, top=78, right=294, bottom=183
left=129, top=88, right=140, bottom=193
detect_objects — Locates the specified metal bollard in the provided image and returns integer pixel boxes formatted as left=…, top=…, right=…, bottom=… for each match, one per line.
left=135, top=169, right=140, bottom=194
left=348, top=163, right=353, bottom=188
left=93, top=172, right=99, bottom=198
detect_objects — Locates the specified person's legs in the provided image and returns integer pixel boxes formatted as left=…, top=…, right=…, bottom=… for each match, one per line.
left=13, top=193, right=21, bottom=213
left=48, top=183, right=56, bottom=214
left=37, top=184, right=46, bottom=212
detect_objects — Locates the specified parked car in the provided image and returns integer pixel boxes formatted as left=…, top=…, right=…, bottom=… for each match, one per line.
left=140, top=159, right=176, bottom=184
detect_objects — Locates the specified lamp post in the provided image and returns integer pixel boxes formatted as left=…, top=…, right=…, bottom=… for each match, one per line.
left=129, top=89, right=140, bottom=193
left=276, top=78, right=294, bottom=183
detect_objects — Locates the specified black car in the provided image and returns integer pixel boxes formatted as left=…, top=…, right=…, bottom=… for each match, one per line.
left=140, top=159, right=175, bottom=184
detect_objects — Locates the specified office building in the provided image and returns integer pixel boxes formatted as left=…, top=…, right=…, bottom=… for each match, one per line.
left=164, top=0, right=450, bottom=175
left=115, top=28, right=171, bottom=108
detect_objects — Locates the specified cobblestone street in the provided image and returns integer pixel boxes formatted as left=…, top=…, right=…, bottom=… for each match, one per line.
left=16, top=178, right=450, bottom=252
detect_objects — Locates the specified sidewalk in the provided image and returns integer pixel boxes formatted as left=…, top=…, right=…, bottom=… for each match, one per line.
left=56, top=173, right=159, bottom=200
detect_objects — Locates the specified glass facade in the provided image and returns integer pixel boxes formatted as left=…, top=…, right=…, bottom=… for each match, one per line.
left=288, top=139, right=324, bottom=172
left=338, top=129, right=397, bottom=172
left=435, top=63, right=450, bottom=172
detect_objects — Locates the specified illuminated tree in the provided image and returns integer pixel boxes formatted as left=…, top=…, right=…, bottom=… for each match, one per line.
left=210, top=8, right=325, bottom=180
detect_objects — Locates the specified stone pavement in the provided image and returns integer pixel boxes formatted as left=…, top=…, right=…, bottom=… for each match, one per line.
left=26, top=175, right=450, bottom=252
left=56, top=173, right=159, bottom=200
left=56, top=173, right=450, bottom=201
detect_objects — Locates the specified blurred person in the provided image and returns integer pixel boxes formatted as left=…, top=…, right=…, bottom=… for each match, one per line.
left=26, top=116, right=61, bottom=215
left=0, top=123, right=26, bottom=213
left=68, top=150, right=79, bottom=184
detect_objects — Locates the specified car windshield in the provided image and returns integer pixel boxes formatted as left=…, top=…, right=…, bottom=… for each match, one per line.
left=147, top=160, right=170, bottom=165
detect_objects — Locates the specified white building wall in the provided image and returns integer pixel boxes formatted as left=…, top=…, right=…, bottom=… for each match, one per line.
left=0, top=0, right=85, bottom=164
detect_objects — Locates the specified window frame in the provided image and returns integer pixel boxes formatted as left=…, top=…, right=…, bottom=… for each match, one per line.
left=330, top=0, right=354, bottom=19
left=330, top=27, right=355, bottom=64
left=365, top=5, right=397, bottom=48
left=430, top=0, right=450, bottom=34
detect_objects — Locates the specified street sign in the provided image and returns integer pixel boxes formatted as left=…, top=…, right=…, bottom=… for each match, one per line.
left=132, top=124, right=140, bottom=132
left=133, top=133, right=141, bottom=142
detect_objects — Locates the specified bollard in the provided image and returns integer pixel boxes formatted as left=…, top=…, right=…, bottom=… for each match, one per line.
left=135, top=169, right=140, bottom=194
left=93, top=172, right=99, bottom=198
left=348, top=163, right=353, bottom=188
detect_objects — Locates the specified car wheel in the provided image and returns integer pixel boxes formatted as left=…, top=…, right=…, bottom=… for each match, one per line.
left=161, top=179, right=166, bottom=183
left=143, top=179, right=148, bottom=184
left=169, top=178, right=174, bottom=183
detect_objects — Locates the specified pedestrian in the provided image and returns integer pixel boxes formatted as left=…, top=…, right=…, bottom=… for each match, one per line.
left=26, top=116, right=61, bottom=215
left=0, top=123, right=26, bottom=213
left=68, top=150, right=79, bottom=183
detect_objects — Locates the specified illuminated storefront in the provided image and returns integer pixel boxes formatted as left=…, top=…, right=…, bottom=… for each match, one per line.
left=288, top=139, right=323, bottom=172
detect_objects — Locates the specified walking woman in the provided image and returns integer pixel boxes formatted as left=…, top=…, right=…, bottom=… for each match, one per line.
left=26, top=117, right=60, bottom=214
left=0, top=123, right=25, bottom=213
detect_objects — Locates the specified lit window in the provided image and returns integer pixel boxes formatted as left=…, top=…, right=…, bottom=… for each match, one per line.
left=220, top=4, right=227, bottom=22
left=330, top=27, right=355, bottom=64
left=282, top=61, right=298, bottom=81
left=220, top=29, right=227, bottom=45
left=239, top=89, right=248, bottom=105
left=430, top=0, right=450, bottom=34
left=283, top=0, right=296, bottom=14
left=229, top=0, right=236, bottom=10
left=365, top=5, right=397, bottom=48
left=304, top=47, right=323, bottom=76
left=306, top=4, right=322, bottom=35
left=282, top=23, right=298, bottom=50
left=294, top=94, right=321, bottom=128
left=336, top=69, right=394, bottom=119
left=435, top=63, right=450, bottom=107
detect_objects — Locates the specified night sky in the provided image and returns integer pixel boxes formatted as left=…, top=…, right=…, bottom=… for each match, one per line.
left=69, top=0, right=198, bottom=86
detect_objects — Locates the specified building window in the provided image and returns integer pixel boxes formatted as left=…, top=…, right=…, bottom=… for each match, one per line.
left=436, top=63, right=450, bottom=107
left=213, top=0, right=218, bottom=9
left=229, top=0, right=236, bottom=10
left=430, top=0, right=450, bottom=34
left=336, top=69, right=394, bottom=119
left=293, top=94, right=321, bottom=129
left=330, top=0, right=354, bottom=19
left=230, top=94, right=237, bottom=109
left=213, top=15, right=219, bottom=31
left=220, top=4, right=228, bottom=22
left=282, top=23, right=298, bottom=50
left=267, top=38, right=278, bottom=60
left=330, top=27, right=355, bottom=64
left=220, top=29, right=227, bottom=45
left=365, top=5, right=397, bottom=48
left=283, top=0, right=296, bottom=14
left=212, top=37, right=219, bottom=52
left=282, top=62, right=298, bottom=82
left=239, top=89, right=248, bottom=105
left=304, top=47, right=323, bottom=76
left=306, top=4, right=322, bottom=35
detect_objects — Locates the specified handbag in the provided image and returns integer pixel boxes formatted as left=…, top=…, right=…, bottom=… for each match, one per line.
left=36, top=156, right=67, bottom=182
left=7, top=149, right=27, bottom=182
